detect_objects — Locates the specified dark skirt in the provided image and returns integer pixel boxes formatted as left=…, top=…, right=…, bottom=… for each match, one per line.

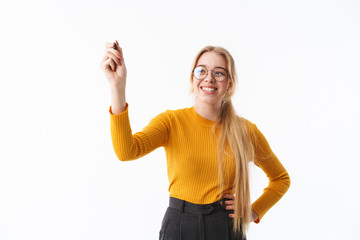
left=159, top=197, right=246, bottom=240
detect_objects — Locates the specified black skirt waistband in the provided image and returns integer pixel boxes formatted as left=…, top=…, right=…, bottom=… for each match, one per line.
left=169, top=196, right=228, bottom=215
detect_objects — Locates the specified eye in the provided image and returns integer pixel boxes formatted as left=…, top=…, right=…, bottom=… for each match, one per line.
left=214, top=68, right=226, bottom=77
left=194, top=66, right=207, bottom=76
left=214, top=71, right=225, bottom=77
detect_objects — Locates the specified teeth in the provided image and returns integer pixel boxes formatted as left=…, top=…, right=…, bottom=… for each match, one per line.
left=202, top=87, right=216, bottom=92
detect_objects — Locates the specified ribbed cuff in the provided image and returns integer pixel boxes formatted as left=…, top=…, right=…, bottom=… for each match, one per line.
left=251, top=188, right=284, bottom=224
left=109, top=103, right=128, bottom=116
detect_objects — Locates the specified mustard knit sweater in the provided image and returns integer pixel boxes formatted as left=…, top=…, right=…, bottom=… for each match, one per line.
left=109, top=105, right=290, bottom=223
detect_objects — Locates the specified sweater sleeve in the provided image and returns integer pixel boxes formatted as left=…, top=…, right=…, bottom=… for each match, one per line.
left=249, top=123, right=291, bottom=223
left=109, top=104, right=170, bottom=161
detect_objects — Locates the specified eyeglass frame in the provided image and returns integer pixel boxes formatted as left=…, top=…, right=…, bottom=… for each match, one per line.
left=192, top=65, right=229, bottom=82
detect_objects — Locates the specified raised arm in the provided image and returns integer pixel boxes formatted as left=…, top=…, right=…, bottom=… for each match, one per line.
left=101, top=42, right=170, bottom=161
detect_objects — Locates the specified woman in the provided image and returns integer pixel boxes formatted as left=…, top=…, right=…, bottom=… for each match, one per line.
left=100, top=41, right=290, bottom=240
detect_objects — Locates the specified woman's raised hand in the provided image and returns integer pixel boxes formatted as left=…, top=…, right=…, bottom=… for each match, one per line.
left=100, top=41, right=127, bottom=114
left=100, top=41, right=127, bottom=88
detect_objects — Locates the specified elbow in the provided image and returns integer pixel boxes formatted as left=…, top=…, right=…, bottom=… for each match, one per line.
left=112, top=140, right=139, bottom=161
left=116, top=155, right=130, bottom=162
left=282, top=172, right=291, bottom=192
left=273, top=171, right=291, bottom=194
left=115, top=151, right=135, bottom=161
left=113, top=145, right=140, bottom=161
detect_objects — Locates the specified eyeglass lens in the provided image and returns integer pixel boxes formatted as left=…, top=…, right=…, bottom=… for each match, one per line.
left=193, top=66, right=227, bottom=81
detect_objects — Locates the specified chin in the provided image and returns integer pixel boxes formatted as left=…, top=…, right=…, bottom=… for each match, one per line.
left=196, top=95, right=222, bottom=105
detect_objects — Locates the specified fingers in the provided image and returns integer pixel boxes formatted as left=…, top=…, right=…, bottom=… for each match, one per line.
left=225, top=200, right=234, bottom=205
left=105, top=41, right=124, bottom=58
left=221, top=199, right=234, bottom=205
left=100, top=58, right=113, bottom=72
left=100, top=48, right=116, bottom=71
left=223, top=194, right=235, bottom=199
left=102, top=41, right=124, bottom=67
left=219, top=194, right=236, bottom=212
left=100, top=41, right=127, bottom=77
left=114, top=40, right=123, bottom=56
left=105, top=51, right=122, bottom=66
left=224, top=201, right=234, bottom=210
left=109, top=58, right=116, bottom=71
left=219, top=194, right=236, bottom=218
left=107, top=47, right=123, bottom=60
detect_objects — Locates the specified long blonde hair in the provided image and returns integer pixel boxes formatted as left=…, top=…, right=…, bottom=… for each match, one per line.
left=190, top=46, right=255, bottom=237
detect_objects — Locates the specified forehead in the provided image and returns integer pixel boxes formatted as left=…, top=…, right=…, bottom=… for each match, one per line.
left=197, top=51, right=227, bottom=68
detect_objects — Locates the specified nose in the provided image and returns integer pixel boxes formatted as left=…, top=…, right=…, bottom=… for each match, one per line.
left=204, top=70, right=215, bottom=83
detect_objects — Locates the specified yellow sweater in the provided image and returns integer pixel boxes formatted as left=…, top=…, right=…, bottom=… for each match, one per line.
left=110, top=105, right=290, bottom=223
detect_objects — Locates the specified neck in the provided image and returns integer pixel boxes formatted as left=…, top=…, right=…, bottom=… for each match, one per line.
left=194, top=100, right=221, bottom=121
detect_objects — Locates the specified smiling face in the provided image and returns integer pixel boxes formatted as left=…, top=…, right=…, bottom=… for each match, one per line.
left=192, top=51, right=231, bottom=107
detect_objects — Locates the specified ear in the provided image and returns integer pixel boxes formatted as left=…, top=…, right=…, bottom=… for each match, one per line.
left=227, top=81, right=232, bottom=91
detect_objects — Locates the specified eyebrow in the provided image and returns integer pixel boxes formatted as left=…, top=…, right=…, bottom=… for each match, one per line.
left=196, top=65, right=227, bottom=71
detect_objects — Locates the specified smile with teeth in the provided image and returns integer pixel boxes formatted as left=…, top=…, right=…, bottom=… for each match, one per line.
left=201, top=87, right=217, bottom=92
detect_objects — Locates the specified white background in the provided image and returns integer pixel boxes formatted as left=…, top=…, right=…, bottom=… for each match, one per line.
left=1, top=0, right=359, bottom=239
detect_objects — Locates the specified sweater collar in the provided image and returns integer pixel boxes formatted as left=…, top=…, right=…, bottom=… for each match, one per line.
left=190, top=107, right=217, bottom=126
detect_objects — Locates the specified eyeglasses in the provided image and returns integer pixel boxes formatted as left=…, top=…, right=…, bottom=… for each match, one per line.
left=192, top=66, right=228, bottom=81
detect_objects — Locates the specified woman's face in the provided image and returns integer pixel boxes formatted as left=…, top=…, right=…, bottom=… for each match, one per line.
left=192, top=51, right=231, bottom=106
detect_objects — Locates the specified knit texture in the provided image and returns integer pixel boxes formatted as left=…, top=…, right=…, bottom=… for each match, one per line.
left=109, top=105, right=290, bottom=223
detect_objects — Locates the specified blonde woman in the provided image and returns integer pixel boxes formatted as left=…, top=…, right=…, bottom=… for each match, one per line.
left=100, top=41, right=290, bottom=240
